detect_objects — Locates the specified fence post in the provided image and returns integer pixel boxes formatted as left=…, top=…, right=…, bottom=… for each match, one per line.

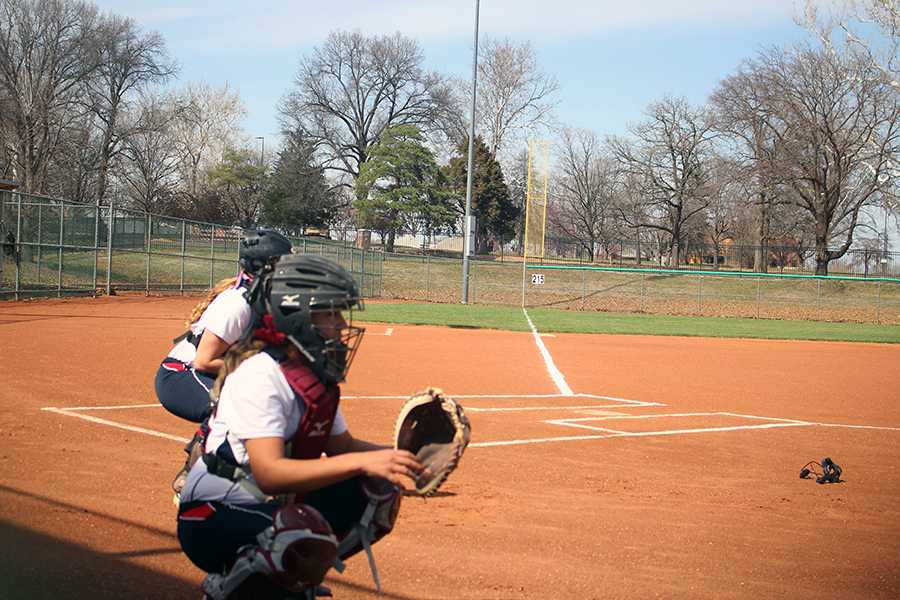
left=425, top=254, right=431, bottom=302
left=875, top=281, right=881, bottom=324
left=145, top=213, right=152, bottom=294
left=581, top=268, right=586, bottom=310
left=698, top=274, right=703, bottom=314
left=360, top=248, right=367, bottom=297
left=14, top=192, right=21, bottom=300
left=209, top=227, right=215, bottom=288
left=180, top=220, right=186, bottom=295
left=57, top=202, right=64, bottom=297
left=815, top=278, right=821, bottom=320
left=755, top=276, right=761, bottom=319
left=36, top=202, right=42, bottom=285
left=106, top=200, right=115, bottom=295
left=92, top=201, right=99, bottom=292
left=639, top=271, right=645, bottom=312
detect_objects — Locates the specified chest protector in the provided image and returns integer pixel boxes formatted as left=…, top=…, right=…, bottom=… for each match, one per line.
left=279, top=359, right=340, bottom=460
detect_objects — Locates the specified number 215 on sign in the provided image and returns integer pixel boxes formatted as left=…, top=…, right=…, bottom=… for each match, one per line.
left=531, top=273, right=545, bottom=285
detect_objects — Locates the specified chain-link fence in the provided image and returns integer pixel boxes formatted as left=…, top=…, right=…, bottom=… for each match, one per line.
left=4, top=191, right=896, bottom=324
left=351, top=228, right=900, bottom=279
left=0, top=192, right=382, bottom=300
left=378, top=251, right=900, bottom=324
left=537, top=238, right=900, bottom=279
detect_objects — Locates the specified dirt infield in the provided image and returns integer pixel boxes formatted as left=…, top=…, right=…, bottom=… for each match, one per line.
left=1, top=295, right=899, bottom=599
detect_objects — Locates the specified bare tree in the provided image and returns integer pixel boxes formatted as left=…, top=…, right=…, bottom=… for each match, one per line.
left=711, top=62, right=790, bottom=272
left=748, top=45, right=899, bottom=275
left=550, top=127, right=617, bottom=261
left=505, top=148, right=530, bottom=255
left=279, top=30, right=454, bottom=188
left=703, top=159, right=742, bottom=270
left=610, top=97, right=717, bottom=267
left=800, top=0, right=899, bottom=89
left=767, top=197, right=817, bottom=272
left=0, top=0, right=102, bottom=193
left=116, top=91, right=183, bottom=212
left=468, top=37, right=558, bottom=160
left=42, top=110, right=99, bottom=202
left=88, top=13, right=174, bottom=204
left=171, top=82, right=245, bottom=201
left=0, top=83, right=14, bottom=177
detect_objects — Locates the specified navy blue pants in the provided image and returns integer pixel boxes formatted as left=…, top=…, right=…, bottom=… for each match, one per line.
left=155, top=360, right=215, bottom=423
left=178, top=478, right=369, bottom=575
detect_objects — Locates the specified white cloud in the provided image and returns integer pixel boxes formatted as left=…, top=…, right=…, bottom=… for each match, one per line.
left=94, top=0, right=812, bottom=52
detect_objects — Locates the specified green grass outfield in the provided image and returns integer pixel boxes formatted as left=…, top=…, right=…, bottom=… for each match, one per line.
left=358, top=303, right=900, bottom=343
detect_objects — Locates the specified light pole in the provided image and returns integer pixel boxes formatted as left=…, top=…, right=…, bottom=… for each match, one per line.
left=461, top=0, right=480, bottom=304
left=255, top=136, right=265, bottom=167
left=883, top=198, right=890, bottom=274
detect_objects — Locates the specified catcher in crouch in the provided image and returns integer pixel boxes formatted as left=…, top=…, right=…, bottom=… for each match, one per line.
left=177, top=254, right=424, bottom=600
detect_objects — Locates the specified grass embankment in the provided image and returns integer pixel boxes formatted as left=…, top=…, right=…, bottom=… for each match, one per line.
left=360, top=302, right=900, bottom=344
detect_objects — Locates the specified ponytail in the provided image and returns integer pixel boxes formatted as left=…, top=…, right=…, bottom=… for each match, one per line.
left=185, top=276, right=239, bottom=328
left=210, top=338, right=268, bottom=402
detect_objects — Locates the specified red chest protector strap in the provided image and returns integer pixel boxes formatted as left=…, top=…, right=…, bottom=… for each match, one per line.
left=279, top=359, right=340, bottom=461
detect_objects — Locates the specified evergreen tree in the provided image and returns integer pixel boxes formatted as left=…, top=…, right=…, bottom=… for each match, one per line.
left=446, top=136, right=519, bottom=254
left=263, top=130, right=336, bottom=234
left=356, top=124, right=454, bottom=252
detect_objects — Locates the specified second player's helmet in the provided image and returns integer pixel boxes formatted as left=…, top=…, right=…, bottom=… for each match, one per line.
left=264, top=254, right=365, bottom=383
left=239, top=228, right=293, bottom=275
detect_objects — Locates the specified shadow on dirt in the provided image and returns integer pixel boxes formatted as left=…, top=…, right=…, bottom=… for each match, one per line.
left=0, top=519, right=193, bottom=600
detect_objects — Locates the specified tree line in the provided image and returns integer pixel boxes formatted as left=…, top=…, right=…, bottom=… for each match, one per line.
left=1, top=0, right=897, bottom=274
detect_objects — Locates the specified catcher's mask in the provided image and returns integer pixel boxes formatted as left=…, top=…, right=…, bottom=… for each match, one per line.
left=240, top=228, right=293, bottom=275
left=799, top=457, right=843, bottom=484
left=262, top=254, right=365, bottom=383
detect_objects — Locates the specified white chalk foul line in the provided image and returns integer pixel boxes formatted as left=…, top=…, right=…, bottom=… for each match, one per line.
left=41, top=407, right=191, bottom=443
left=543, top=412, right=812, bottom=425
left=41, top=393, right=663, bottom=411
left=523, top=308, right=573, bottom=396
left=341, top=392, right=659, bottom=404
left=46, top=403, right=161, bottom=411
left=543, top=412, right=812, bottom=432
left=812, top=422, right=900, bottom=432
left=466, top=403, right=665, bottom=413
left=367, top=328, right=393, bottom=336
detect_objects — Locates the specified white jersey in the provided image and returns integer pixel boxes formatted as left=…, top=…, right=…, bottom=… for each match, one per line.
left=181, top=351, right=348, bottom=505
left=167, top=286, right=253, bottom=365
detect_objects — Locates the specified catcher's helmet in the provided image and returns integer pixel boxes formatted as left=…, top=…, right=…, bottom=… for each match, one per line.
left=263, top=254, right=365, bottom=383
left=239, top=228, right=293, bottom=275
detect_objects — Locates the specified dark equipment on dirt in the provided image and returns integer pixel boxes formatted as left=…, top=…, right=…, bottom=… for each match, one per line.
left=799, top=457, right=843, bottom=484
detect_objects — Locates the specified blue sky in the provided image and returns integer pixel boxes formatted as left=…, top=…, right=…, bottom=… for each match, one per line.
left=91, top=0, right=816, bottom=142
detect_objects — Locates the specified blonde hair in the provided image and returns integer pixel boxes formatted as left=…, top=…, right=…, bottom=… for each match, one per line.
left=210, top=338, right=268, bottom=402
left=185, top=276, right=239, bottom=328
left=210, top=339, right=304, bottom=403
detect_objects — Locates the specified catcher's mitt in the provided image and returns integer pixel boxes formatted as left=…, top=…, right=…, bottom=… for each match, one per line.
left=394, top=387, right=470, bottom=496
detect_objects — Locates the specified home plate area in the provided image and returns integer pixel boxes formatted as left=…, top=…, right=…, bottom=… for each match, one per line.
left=459, top=393, right=813, bottom=448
